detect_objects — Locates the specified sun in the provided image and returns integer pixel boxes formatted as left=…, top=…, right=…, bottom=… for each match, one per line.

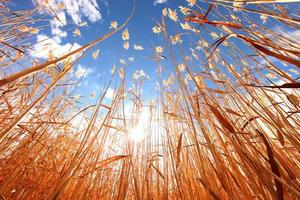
left=128, top=121, right=145, bottom=142
left=127, top=107, right=152, bottom=143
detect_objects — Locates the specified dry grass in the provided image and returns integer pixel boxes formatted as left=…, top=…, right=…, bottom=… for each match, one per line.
left=0, top=0, right=300, bottom=199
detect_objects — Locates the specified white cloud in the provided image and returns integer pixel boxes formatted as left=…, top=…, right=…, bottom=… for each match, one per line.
left=70, top=111, right=88, bottom=131
left=34, top=0, right=102, bottom=24
left=33, top=0, right=102, bottom=44
left=75, top=65, right=92, bottom=78
left=153, top=0, right=167, bottom=5
left=50, top=11, right=67, bottom=42
left=106, top=87, right=114, bottom=100
left=30, top=34, right=81, bottom=59
left=62, top=0, right=101, bottom=24
left=133, top=44, right=144, bottom=51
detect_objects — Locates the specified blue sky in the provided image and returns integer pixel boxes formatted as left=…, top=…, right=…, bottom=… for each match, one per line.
left=8, top=0, right=300, bottom=104
left=10, top=0, right=184, bottom=100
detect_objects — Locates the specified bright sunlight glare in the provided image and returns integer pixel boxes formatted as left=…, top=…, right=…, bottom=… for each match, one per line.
left=128, top=107, right=152, bottom=142
left=129, top=121, right=145, bottom=142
